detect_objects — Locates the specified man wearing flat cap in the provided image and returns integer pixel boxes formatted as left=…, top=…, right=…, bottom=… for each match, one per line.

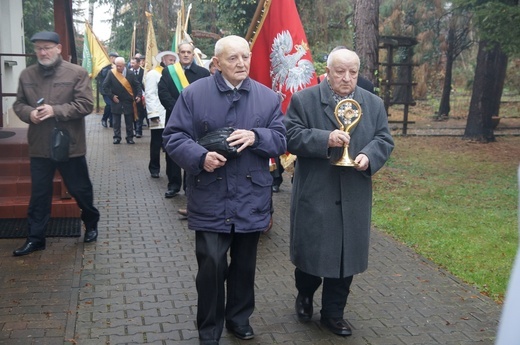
left=12, top=31, right=100, bottom=256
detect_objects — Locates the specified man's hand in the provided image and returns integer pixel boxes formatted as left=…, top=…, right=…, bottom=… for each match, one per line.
left=203, top=151, right=227, bottom=172
left=328, top=129, right=350, bottom=148
left=354, top=154, right=370, bottom=171
left=112, top=95, right=119, bottom=103
left=227, top=129, right=256, bottom=153
left=135, top=96, right=141, bottom=103
left=30, top=105, right=55, bottom=124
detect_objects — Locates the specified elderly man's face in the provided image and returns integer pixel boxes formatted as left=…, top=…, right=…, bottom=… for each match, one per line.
left=115, top=60, right=126, bottom=73
left=33, top=41, right=62, bottom=66
left=214, top=39, right=251, bottom=87
left=326, top=54, right=359, bottom=97
left=162, top=54, right=176, bottom=66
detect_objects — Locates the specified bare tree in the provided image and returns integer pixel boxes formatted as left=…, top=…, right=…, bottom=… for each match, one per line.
left=463, top=40, right=507, bottom=142
left=353, top=0, right=379, bottom=84
left=436, top=10, right=472, bottom=120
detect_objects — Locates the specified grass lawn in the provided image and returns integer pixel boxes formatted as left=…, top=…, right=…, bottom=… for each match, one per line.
left=372, top=135, right=519, bottom=303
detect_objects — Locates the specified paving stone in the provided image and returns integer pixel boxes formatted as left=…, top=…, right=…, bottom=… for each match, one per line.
left=0, top=115, right=504, bottom=344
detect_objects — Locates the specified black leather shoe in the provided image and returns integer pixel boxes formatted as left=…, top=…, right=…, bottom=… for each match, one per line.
left=151, top=173, right=159, bottom=178
left=272, top=185, right=280, bottom=193
left=13, top=241, right=46, bottom=256
left=84, top=228, right=98, bottom=243
left=113, top=138, right=121, bottom=144
left=226, top=324, right=254, bottom=340
left=126, top=139, right=135, bottom=144
left=295, top=293, right=313, bottom=321
left=101, top=119, right=107, bottom=127
left=320, top=317, right=352, bottom=336
left=135, top=133, right=142, bottom=138
left=165, top=190, right=178, bottom=198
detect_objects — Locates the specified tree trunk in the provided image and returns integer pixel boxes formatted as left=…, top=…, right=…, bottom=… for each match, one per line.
left=354, top=0, right=379, bottom=85
left=437, top=27, right=455, bottom=120
left=464, top=40, right=508, bottom=142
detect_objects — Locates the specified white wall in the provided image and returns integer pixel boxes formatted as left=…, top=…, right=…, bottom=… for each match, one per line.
left=1, top=0, right=27, bottom=128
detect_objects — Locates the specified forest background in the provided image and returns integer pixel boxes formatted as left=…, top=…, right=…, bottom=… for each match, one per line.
left=22, top=0, right=520, bottom=303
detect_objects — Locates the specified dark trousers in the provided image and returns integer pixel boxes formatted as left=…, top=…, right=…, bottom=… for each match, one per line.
left=295, top=268, right=353, bottom=319
left=149, top=129, right=176, bottom=186
left=101, top=95, right=112, bottom=125
left=112, top=112, right=134, bottom=140
left=195, top=229, right=261, bottom=342
left=271, top=156, right=284, bottom=187
left=27, top=157, right=100, bottom=243
left=168, top=157, right=182, bottom=193
left=134, top=102, right=147, bottom=135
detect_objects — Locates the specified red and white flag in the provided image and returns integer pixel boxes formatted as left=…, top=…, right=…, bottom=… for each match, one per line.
left=248, top=0, right=318, bottom=113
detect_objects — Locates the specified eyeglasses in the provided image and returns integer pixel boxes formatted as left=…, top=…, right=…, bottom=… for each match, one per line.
left=34, top=45, right=58, bottom=53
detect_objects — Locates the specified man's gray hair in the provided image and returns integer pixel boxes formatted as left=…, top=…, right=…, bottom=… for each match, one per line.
left=214, top=35, right=249, bottom=56
left=177, top=41, right=194, bottom=52
left=326, top=48, right=360, bottom=69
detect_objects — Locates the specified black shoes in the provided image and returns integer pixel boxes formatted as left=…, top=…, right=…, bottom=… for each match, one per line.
left=113, top=138, right=121, bottom=144
left=13, top=241, right=46, bottom=256
left=135, top=133, right=142, bottom=138
left=84, top=227, right=98, bottom=243
left=320, top=317, right=352, bottom=336
left=151, top=173, right=160, bottom=178
left=101, top=119, right=107, bottom=127
left=226, top=324, right=254, bottom=340
left=126, top=139, right=135, bottom=144
left=165, top=189, right=178, bottom=198
left=295, top=293, right=313, bottom=321
left=272, top=185, right=280, bottom=193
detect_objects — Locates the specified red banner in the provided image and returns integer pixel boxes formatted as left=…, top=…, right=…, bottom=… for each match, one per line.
left=249, top=0, right=318, bottom=113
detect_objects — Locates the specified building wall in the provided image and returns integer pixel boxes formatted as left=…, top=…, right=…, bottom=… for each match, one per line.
left=1, top=0, right=27, bottom=128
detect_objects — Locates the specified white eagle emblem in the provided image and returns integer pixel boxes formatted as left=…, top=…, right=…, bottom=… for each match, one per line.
left=270, top=30, right=315, bottom=94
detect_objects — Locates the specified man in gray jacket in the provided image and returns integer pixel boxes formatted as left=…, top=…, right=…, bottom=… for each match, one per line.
left=284, top=48, right=394, bottom=336
left=12, top=31, right=100, bottom=256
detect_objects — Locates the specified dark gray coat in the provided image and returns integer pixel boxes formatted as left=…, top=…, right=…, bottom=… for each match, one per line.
left=284, top=81, right=394, bottom=278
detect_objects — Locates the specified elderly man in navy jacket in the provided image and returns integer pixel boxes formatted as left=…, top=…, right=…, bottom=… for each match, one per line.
left=162, top=35, right=286, bottom=345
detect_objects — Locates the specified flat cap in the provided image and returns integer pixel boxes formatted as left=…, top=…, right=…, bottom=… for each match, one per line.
left=30, top=31, right=60, bottom=44
left=109, top=52, right=119, bottom=57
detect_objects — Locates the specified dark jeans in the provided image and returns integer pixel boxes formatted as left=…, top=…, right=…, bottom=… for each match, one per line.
left=27, top=156, right=100, bottom=243
left=295, top=268, right=353, bottom=319
left=195, top=229, right=261, bottom=343
left=112, top=112, right=134, bottom=140
left=101, top=95, right=112, bottom=125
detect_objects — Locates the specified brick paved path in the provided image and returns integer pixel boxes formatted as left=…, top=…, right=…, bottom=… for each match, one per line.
left=0, top=114, right=501, bottom=344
